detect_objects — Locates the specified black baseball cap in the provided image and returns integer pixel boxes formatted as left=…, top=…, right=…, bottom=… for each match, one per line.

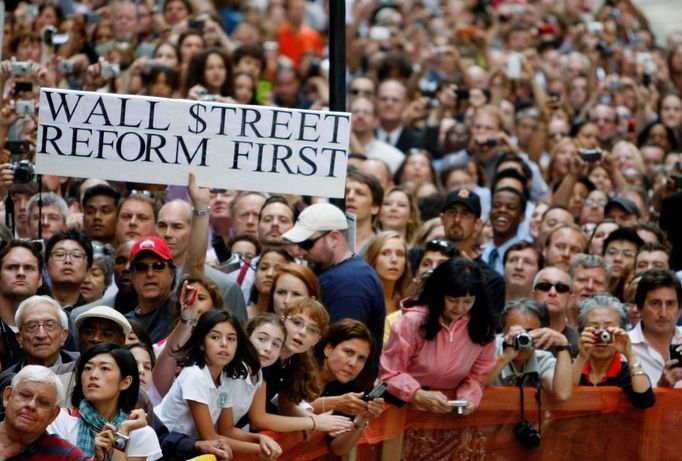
left=442, top=189, right=481, bottom=218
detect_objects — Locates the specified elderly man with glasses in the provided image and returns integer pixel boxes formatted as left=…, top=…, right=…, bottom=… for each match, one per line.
left=0, top=366, right=89, bottom=460
left=0, top=296, right=78, bottom=381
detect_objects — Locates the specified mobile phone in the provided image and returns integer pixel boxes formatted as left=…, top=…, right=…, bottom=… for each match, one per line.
left=15, top=100, right=34, bottom=115
left=362, top=382, right=388, bottom=401
left=580, top=149, right=602, bottom=162
left=256, top=80, right=272, bottom=104
left=15, top=81, right=33, bottom=93
left=506, top=53, right=522, bottom=80
left=455, top=88, right=470, bottom=99
left=670, top=344, right=682, bottom=368
left=84, top=11, right=101, bottom=24
left=183, top=286, right=197, bottom=306
left=188, top=17, right=205, bottom=30
left=369, top=26, right=391, bottom=41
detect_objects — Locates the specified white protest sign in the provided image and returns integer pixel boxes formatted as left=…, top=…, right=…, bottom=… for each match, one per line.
left=36, top=89, right=351, bottom=198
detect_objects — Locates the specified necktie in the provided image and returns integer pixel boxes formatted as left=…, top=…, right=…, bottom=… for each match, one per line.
left=488, top=248, right=499, bottom=269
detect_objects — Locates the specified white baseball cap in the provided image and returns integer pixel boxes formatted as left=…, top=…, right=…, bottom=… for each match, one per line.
left=282, top=203, right=348, bottom=243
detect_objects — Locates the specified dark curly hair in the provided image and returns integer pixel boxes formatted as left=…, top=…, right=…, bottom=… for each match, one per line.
left=416, top=257, right=496, bottom=345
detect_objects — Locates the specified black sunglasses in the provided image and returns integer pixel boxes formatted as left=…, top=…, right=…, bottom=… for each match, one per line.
left=133, top=261, right=170, bottom=272
left=534, top=282, right=570, bottom=294
left=297, top=231, right=330, bottom=251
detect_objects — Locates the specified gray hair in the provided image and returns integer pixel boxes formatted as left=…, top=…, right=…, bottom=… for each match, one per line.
left=501, top=298, right=550, bottom=329
left=15, top=295, right=68, bottom=330
left=577, top=294, right=628, bottom=331
left=11, top=365, right=65, bottom=405
left=26, top=192, right=68, bottom=220
left=569, top=254, right=610, bottom=278
left=92, top=254, right=115, bottom=288
left=532, top=266, right=573, bottom=292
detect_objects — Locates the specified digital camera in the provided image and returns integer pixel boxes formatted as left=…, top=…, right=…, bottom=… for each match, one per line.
left=113, top=432, right=129, bottom=451
left=513, top=332, right=534, bottom=351
left=514, top=420, right=541, bottom=449
left=594, top=330, right=612, bottom=344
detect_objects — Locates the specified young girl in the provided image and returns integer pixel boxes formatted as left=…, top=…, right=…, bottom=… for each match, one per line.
left=246, top=300, right=354, bottom=434
left=155, top=310, right=282, bottom=458
left=247, top=248, right=295, bottom=319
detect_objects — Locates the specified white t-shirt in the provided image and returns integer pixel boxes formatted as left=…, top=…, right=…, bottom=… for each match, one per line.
left=154, top=364, right=233, bottom=438
left=48, top=409, right=162, bottom=461
left=226, top=369, right=263, bottom=424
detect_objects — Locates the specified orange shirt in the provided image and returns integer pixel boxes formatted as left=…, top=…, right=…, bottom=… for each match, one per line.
left=278, top=23, right=323, bottom=68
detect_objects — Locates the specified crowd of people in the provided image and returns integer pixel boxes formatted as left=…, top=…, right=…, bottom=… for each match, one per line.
left=1, top=0, right=682, bottom=459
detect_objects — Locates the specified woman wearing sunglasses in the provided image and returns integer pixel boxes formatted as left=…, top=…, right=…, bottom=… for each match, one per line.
left=486, top=298, right=573, bottom=402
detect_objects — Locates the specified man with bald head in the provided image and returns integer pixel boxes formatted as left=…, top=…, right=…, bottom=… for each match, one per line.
left=531, top=266, right=578, bottom=356
left=156, top=199, right=247, bottom=323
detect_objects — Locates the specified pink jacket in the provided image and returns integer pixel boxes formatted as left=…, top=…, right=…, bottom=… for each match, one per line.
left=378, top=306, right=495, bottom=405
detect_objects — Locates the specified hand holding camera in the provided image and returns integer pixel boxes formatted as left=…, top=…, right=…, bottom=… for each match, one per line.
left=411, top=388, right=454, bottom=414
left=528, top=328, right=568, bottom=351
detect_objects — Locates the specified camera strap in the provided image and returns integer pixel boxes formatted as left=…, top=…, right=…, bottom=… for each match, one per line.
left=516, top=372, right=542, bottom=435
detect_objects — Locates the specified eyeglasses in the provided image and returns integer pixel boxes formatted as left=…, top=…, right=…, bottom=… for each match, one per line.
left=127, top=189, right=156, bottom=200
left=30, top=213, right=63, bottom=223
left=50, top=250, right=86, bottom=261
left=605, top=247, right=636, bottom=258
left=133, top=261, right=170, bottom=272
left=534, top=282, right=571, bottom=294
left=425, top=239, right=456, bottom=254
left=350, top=88, right=373, bottom=97
left=12, top=389, right=55, bottom=410
left=21, top=320, right=61, bottom=334
left=297, top=231, right=330, bottom=251
left=584, top=199, right=607, bottom=207
left=286, top=316, right=322, bottom=336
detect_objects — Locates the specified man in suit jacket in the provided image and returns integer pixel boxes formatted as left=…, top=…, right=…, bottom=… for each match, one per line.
left=376, top=79, right=423, bottom=155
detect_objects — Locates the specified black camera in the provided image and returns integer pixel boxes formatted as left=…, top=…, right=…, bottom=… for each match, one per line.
left=595, top=40, right=614, bottom=57
left=43, top=26, right=70, bottom=47
left=9, top=160, right=35, bottom=184
left=418, top=78, right=440, bottom=108
left=514, top=420, right=541, bottom=449
left=580, top=149, right=602, bottom=162
left=476, top=138, right=499, bottom=148
left=513, top=332, right=534, bottom=351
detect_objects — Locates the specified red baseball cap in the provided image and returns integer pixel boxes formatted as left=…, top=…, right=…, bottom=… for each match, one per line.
left=129, top=236, right=173, bottom=262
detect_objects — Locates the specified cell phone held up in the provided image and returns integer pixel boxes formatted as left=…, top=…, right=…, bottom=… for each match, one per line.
left=580, top=149, right=602, bottom=162
left=362, top=382, right=388, bottom=402
left=670, top=344, right=682, bottom=368
left=183, top=286, right=197, bottom=307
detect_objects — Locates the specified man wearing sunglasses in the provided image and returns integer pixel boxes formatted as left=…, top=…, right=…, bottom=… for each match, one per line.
left=282, top=203, right=385, bottom=377
left=125, top=235, right=176, bottom=343
left=531, top=267, right=579, bottom=357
